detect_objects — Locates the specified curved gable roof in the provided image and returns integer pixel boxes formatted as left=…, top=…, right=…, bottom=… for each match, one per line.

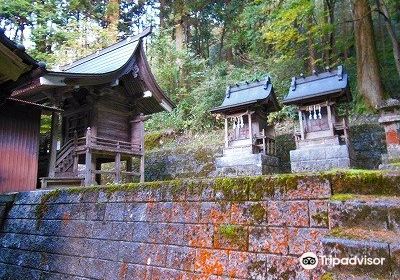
left=211, top=76, right=280, bottom=114
left=283, top=65, right=351, bottom=105
left=13, top=28, right=175, bottom=113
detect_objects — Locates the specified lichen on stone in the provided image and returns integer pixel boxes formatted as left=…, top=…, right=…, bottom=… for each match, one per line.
left=249, top=203, right=266, bottom=223
left=35, top=189, right=62, bottom=229
left=311, top=210, right=328, bottom=225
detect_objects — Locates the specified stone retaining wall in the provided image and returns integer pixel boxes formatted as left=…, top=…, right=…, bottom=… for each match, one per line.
left=0, top=176, right=333, bottom=279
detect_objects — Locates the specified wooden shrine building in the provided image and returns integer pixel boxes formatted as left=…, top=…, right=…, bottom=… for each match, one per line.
left=211, top=76, right=280, bottom=176
left=13, top=28, right=174, bottom=188
left=283, top=65, right=353, bottom=172
left=0, top=28, right=57, bottom=193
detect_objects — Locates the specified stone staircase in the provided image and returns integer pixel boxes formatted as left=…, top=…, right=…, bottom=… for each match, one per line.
left=322, top=195, right=400, bottom=279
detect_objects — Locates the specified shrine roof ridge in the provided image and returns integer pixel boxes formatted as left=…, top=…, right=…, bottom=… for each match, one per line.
left=54, top=27, right=152, bottom=75
left=210, top=75, right=280, bottom=114
left=283, top=65, right=351, bottom=105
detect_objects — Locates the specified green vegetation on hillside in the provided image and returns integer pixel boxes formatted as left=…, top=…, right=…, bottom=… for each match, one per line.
left=2, top=0, right=400, bottom=133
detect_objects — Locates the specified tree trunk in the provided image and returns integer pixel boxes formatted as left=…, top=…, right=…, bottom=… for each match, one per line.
left=307, top=16, right=316, bottom=71
left=377, top=0, right=400, bottom=78
left=106, top=0, right=120, bottom=41
left=159, top=0, right=166, bottom=29
left=175, top=16, right=187, bottom=51
left=324, top=0, right=335, bottom=66
left=353, top=0, right=384, bottom=108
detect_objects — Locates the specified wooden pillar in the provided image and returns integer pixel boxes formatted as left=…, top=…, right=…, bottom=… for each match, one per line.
left=115, top=152, right=121, bottom=184
left=327, top=104, right=334, bottom=136
left=84, top=127, right=93, bottom=186
left=140, top=155, right=145, bottom=183
left=224, top=117, right=229, bottom=148
left=130, top=114, right=145, bottom=182
left=48, top=112, right=59, bottom=178
left=248, top=113, right=253, bottom=141
left=72, top=131, right=79, bottom=175
left=298, top=110, right=305, bottom=140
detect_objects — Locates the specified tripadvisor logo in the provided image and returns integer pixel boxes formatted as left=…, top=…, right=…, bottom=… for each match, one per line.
left=299, top=252, right=386, bottom=270
left=299, top=252, right=318, bottom=270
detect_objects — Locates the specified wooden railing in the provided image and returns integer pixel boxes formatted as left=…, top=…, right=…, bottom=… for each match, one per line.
left=84, top=128, right=142, bottom=154
left=254, top=129, right=276, bottom=156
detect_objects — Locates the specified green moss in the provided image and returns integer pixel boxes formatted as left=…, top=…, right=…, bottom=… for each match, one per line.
left=320, top=272, right=335, bottom=280
left=193, top=148, right=211, bottom=162
left=35, top=189, right=62, bottom=229
left=329, top=227, right=359, bottom=239
left=311, top=210, right=328, bottom=225
left=218, top=224, right=247, bottom=248
left=249, top=203, right=266, bottom=223
left=330, top=193, right=355, bottom=201
left=144, top=132, right=164, bottom=151
left=198, top=162, right=214, bottom=177
left=323, top=169, right=400, bottom=195
left=214, top=177, right=250, bottom=201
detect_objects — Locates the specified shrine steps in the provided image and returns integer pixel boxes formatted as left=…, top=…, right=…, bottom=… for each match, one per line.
left=40, top=176, right=84, bottom=189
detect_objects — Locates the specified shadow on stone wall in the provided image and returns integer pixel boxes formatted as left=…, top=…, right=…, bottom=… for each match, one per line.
left=349, top=123, right=386, bottom=169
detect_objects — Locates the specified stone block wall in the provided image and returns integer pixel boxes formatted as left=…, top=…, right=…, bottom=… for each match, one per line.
left=145, top=147, right=221, bottom=181
left=0, top=176, right=332, bottom=279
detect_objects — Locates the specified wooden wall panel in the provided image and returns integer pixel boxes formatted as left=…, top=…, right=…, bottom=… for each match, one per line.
left=95, top=94, right=130, bottom=142
left=0, top=102, right=41, bottom=193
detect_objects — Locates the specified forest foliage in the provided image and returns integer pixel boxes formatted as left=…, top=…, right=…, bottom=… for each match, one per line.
left=1, top=0, right=400, bottom=132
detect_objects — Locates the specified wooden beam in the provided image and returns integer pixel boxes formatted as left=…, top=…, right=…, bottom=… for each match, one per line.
left=84, top=127, right=93, bottom=186
left=114, top=152, right=121, bottom=184
left=327, top=104, right=334, bottom=136
left=140, top=155, right=145, bottom=183
left=48, top=112, right=59, bottom=178
left=248, top=113, right=253, bottom=140
left=298, top=110, right=305, bottom=140
left=224, top=117, right=229, bottom=148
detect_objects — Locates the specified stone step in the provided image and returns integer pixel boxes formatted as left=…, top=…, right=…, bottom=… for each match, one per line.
left=321, top=228, right=400, bottom=279
left=216, top=153, right=262, bottom=167
left=329, top=195, right=400, bottom=232
left=222, top=145, right=253, bottom=157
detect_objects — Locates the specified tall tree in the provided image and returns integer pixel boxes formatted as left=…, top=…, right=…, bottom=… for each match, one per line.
left=352, top=0, right=385, bottom=107
left=376, top=0, right=400, bottom=78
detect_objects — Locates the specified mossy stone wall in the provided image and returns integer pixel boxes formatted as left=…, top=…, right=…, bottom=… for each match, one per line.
left=2, top=171, right=399, bottom=279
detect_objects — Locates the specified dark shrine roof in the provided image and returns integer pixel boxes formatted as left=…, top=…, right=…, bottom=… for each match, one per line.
left=283, top=65, right=351, bottom=105
left=210, top=76, right=280, bottom=114
left=13, top=27, right=175, bottom=114
left=0, top=29, right=45, bottom=99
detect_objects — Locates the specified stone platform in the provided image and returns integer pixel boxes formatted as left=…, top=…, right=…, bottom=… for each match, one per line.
left=215, top=145, right=279, bottom=176
left=290, top=144, right=351, bottom=172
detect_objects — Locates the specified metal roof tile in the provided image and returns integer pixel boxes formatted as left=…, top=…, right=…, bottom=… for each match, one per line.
left=283, top=65, right=350, bottom=105
left=212, top=77, right=275, bottom=112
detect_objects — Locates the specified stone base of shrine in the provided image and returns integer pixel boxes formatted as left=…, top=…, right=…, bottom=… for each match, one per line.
left=290, top=144, right=352, bottom=173
left=379, top=153, right=400, bottom=170
left=215, top=147, right=279, bottom=177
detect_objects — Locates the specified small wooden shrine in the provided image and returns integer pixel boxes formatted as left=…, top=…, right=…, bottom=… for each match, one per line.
left=13, top=28, right=174, bottom=188
left=283, top=65, right=353, bottom=172
left=211, top=77, right=280, bottom=176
